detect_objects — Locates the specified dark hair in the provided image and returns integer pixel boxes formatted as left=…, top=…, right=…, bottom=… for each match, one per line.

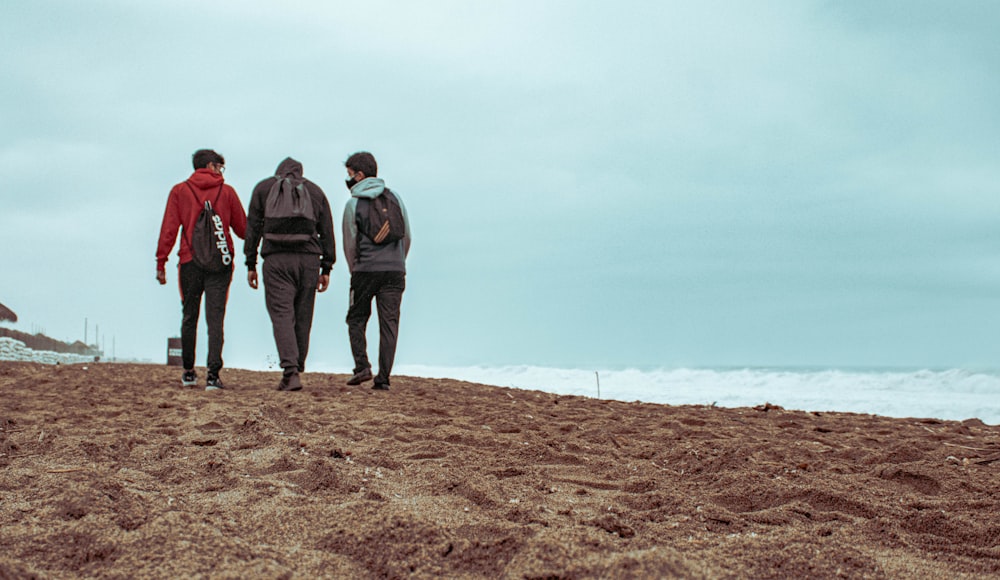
left=192, top=149, right=225, bottom=170
left=345, top=151, right=377, bottom=177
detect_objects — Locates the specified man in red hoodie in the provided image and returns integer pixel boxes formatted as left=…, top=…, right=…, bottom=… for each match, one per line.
left=156, top=149, right=247, bottom=390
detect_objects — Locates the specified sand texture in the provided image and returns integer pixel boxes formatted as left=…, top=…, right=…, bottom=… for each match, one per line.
left=1, top=361, right=999, bottom=578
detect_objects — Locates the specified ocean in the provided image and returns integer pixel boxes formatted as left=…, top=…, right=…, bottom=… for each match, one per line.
left=388, top=364, right=1000, bottom=425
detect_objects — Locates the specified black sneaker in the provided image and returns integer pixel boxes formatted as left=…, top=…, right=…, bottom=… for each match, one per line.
left=181, top=369, right=197, bottom=387
left=277, top=373, right=302, bottom=392
left=346, top=368, right=373, bottom=386
left=371, top=382, right=390, bottom=391
left=206, top=375, right=225, bottom=391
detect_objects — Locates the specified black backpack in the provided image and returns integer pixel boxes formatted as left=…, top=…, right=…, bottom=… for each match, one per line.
left=359, top=189, right=405, bottom=245
left=264, top=177, right=317, bottom=245
left=185, top=183, right=232, bottom=272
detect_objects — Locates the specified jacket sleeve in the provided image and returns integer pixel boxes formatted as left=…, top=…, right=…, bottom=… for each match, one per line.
left=313, top=183, right=336, bottom=275
left=227, top=186, right=248, bottom=240
left=342, top=198, right=358, bottom=274
left=155, top=187, right=182, bottom=271
left=243, top=182, right=266, bottom=271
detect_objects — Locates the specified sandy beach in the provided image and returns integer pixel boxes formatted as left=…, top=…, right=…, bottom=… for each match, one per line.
left=1, top=361, right=999, bottom=578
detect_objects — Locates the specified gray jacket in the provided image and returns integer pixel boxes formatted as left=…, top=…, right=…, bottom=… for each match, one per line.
left=342, top=177, right=411, bottom=274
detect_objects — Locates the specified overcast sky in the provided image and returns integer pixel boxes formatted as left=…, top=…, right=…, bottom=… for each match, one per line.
left=2, top=1, right=999, bottom=371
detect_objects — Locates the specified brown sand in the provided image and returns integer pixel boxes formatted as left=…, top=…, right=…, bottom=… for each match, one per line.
left=1, top=361, right=999, bottom=579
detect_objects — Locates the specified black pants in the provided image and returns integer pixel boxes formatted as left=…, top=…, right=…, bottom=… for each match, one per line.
left=179, top=261, right=232, bottom=376
left=263, top=253, right=320, bottom=375
left=347, top=271, right=405, bottom=387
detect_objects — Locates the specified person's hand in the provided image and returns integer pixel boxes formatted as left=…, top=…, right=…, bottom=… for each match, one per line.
left=317, top=274, right=330, bottom=293
left=248, top=271, right=259, bottom=290
left=156, top=270, right=166, bottom=285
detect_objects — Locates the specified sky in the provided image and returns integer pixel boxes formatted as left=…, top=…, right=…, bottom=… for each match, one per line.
left=2, top=0, right=999, bottom=372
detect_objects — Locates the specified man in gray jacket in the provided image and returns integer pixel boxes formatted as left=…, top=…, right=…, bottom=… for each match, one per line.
left=245, top=157, right=336, bottom=391
left=342, top=152, right=411, bottom=390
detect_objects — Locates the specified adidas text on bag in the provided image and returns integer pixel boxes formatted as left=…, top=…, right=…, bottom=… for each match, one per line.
left=361, top=189, right=405, bottom=245
left=186, top=184, right=232, bottom=272
left=264, top=178, right=317, bottom=245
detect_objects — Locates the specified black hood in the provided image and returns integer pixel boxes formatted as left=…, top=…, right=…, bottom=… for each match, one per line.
left=275, top=157, right=304, bottom=180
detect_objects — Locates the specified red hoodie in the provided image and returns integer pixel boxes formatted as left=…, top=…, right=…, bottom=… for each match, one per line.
left=156, top=168, right=248, bottom=271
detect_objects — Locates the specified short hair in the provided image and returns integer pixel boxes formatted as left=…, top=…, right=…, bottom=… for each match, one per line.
left=345, top=152, right=377, bottom=177
left=192, top=149, right=225, bottom=170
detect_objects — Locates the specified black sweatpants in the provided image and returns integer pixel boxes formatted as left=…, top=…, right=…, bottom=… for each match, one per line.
left=346, top=271, right=405, bottom=387
left=179, top=261, right=233, bottom=376
left=263, top=253, right=321, bottom=375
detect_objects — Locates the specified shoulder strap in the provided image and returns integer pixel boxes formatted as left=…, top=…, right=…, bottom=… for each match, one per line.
left=354, top=197, right=367, bottom=243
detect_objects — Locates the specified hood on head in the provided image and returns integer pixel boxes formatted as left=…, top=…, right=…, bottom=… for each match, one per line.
left=350, top=177, right=386, bottom=199
left=275, top=157, right=304, bottom=180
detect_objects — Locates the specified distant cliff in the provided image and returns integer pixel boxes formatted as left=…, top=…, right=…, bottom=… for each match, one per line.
left=0, top=328, right=99, bottom=356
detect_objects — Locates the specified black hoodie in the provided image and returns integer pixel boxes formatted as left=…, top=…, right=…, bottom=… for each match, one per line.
left=244, top=157, right=336, bottom=274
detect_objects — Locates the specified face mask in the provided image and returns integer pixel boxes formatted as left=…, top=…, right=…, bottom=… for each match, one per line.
left=345, top=176, right=358, bottom=190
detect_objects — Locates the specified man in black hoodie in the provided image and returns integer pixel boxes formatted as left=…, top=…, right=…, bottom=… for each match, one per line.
left=244, top=158, right=336, bottom=391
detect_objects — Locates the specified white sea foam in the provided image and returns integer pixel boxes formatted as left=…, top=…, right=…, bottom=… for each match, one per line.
left=392, top=364, right=1000, bottom=425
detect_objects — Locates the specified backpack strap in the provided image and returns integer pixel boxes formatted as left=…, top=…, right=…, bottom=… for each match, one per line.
left=354, top=196, right=365, bottom=240
left=184, top=181, right=198, bottom=203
